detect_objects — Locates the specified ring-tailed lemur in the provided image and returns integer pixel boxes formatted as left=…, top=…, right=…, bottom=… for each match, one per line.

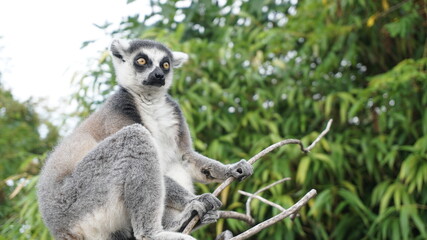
left=37, top=39, right=253, bottom=240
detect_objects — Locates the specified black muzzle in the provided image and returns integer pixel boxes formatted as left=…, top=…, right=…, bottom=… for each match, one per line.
left=143, top=67, right=165, bottom=87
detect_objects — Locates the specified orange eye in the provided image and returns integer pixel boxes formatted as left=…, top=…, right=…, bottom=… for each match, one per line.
left=136, top=58, right=146, bottom=65
left=163, top=62, right=170, bottom=69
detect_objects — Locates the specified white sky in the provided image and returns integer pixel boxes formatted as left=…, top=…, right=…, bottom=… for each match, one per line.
left=0, top=0, right=150, bottom=131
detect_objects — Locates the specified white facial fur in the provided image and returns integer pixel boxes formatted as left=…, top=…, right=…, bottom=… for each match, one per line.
left=110, top=39, right=188, bottom=97
left=125, top=48, right=172, bottom=93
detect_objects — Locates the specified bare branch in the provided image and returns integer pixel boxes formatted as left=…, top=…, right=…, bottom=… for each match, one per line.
left=239, top=190, right=285, bottom=212
left=244, top=177, right=291, bottom=217
left=182, top=120, right=332, bottom=235
left=218, top=211, right=255, bottom=225
left=305, top=119, right=333, bottom=152
left=247, top=119, right=333, bottom=162
left=247, top=139, right=303, bottom=164
left=191, top=211, right=255, bottom=233
left=213, top=178, right=234, bottom=196
left=229, top=189, right=317, bottom=240
left=250, top=178, right=292, bottom=197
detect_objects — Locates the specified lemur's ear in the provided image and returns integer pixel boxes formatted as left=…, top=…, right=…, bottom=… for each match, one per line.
left=172, top=51, right=189, bottom=68
left=110, top=39, right=130, bottom=62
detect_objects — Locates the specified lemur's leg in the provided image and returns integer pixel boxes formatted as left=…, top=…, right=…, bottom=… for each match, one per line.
left=163, top=177, right=222, bottom=232
left=55, top=124, right=195, bottom=240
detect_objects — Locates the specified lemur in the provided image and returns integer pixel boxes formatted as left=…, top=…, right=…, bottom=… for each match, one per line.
left=37, top=39, right=253, bottom=240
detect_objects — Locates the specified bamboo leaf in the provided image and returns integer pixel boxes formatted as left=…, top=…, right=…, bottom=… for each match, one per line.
left=296, top=157, right=311, bottom=184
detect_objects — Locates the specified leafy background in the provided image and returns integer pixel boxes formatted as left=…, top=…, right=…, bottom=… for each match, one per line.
left=1, top=0, right=426, bottom=239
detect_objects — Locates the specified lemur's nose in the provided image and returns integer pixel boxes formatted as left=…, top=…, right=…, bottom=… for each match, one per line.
left=144, top=67, right=166, bottom=87
left=155, top=72, right=164, bottom=79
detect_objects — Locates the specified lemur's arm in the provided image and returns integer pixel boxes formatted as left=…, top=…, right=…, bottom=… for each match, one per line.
left=171, top=97, right=253, bottom=184
left=182, top=151, right=252, bottom=183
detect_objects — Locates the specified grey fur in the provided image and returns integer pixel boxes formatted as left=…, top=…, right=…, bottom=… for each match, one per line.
left=37, top=39, right=253, bottom=240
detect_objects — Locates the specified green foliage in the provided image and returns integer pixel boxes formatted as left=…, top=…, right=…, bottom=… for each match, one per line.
left=0, top=84, right=58, bottom=180
left=4, top=0, right=426, bottom=239
left=1, top=176, right=51, bottom=240
left=0, top=80, right=59, bottom=239
left=71, top=0, right=427, bottom=239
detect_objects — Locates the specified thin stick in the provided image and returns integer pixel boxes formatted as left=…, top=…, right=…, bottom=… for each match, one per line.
left=218, top=211, right=255, bottom=225
left=305, top=119, right=333, bottom=152
left=191, top=211, right=255, bottom=233
left=214, top=119, right=333, bottom=198
left=182, top=120, right=332, bottom=234
left=245, top=178, right=291, bottom=217
left=229, top=189, right=317, bottom=240
left=239, top=190, right=285, bottom=212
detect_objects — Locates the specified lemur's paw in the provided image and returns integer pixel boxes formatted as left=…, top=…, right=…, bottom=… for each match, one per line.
left=185, top=193, right=221, bottom=222
left=229, top=160, right=253, bottom=181
left=196, top=193, right=222, bottom=211
left=200, top=210, right=220, bottom=224
left=215, top=230, right=234, bottom=240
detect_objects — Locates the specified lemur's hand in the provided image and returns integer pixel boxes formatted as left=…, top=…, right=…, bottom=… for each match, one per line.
left=195, top=193, right=222, bottom=211
left=186, top=193, right=222, bottom=224
left=228, top=160, right=253, bottom=181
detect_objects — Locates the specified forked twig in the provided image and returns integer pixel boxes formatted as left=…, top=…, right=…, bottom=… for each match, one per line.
left=218, top=211, right=255, bottom=225
left=190, top=211, right=255, bottom=233
left=182, top=119, right=333, bottom=235
left=305, top=119, right=333, bottom=152
left=229, top=189, right=317, bottom=240
left=238, top=190, right=285, bottom=212
left=244, top=177, right=291, bottom=218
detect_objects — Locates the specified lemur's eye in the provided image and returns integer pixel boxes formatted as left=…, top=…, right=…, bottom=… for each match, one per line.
left=163, top=62, right=170, bottom=70
left=136, top=58, right=146, bottom=66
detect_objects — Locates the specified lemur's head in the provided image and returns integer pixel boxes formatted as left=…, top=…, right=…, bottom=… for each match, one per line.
left=110, top=39, right=188, bottom=93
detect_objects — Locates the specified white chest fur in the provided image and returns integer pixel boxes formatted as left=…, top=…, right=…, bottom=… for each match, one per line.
left=137, top=98, right=179, bottom=170
left=135, top=95, right=194, bottom=192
